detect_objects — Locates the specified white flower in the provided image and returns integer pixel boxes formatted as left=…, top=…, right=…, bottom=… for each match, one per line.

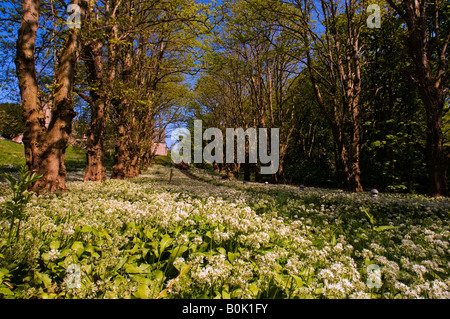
left=192, top=235, right=203, bottom=246
left=48, top=249, right=60, bottom=261
left=333, top=243, right=344, bottom=254
left=173, top=257, right=185, bottom=269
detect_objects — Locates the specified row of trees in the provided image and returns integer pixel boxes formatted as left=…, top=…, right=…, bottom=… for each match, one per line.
left=7, top=0, right=209, bottom=191
left=1, top=0, right=448, bottom=195
left=191, top=0, right=449, bottom=195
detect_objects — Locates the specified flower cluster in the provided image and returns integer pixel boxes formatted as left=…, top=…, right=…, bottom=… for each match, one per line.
left=0, top=165, right=448, bottom=299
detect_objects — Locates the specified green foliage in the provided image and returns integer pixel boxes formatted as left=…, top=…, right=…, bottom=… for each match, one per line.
left=0, top=165, right=42, bottom=244
left=0, top=103, right=23, bottom=139
left=0, top=139, right=26, bottom=171
left=0, top=166, right=448, bottom=299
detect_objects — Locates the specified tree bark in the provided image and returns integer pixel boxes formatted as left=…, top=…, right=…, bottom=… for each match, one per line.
left=423, top=88, right=447, bottom=196
left=111, top=115, right=128, bottom=179
left=16, top=0, right=43, bottom=179
left=16, top=0, right=80, bottom=192
left=386, top=0, right=448, bottom=196
left=304, top=0, right=364, bottom=192
left=82, top=38, right=107, bottom=182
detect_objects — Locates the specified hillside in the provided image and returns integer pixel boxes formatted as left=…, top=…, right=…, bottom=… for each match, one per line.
left=0, top=138, right=86, bottom=172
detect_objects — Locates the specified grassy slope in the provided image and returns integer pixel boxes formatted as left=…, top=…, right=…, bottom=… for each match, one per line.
left=0, top=138, right=86, bottom=172
left=0, top=138, right=172, bottom=172
left=0, top=138, right=26, bottom=169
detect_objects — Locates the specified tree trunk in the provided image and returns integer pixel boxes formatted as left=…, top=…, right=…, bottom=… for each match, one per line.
left=423, top=90, right=447, bottom=196
left=16, top=0, right=80, bottom=192
left=243, top=162, right=251, bottom=181
left=83, top=39, right=107, bottom=182
left=385, top=0, right=448, bottom=195
left=111, top=46, right=134, bottom=180
left=111, top=118, right=128, bottom=180
left=15, top=0, right=43, bottom=178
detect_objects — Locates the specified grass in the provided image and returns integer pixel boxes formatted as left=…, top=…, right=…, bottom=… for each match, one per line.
left=0, top=139, right=26, bottom=171
left=0, top=138, right=87, bottom=172
left=0, top=138, right=172, bottom=173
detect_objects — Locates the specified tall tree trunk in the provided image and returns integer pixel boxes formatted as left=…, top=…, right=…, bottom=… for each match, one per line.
left=304, top=0, right=364, bottom=192
left=386, top=0, right=448, bottom=195
left=423, top=89, right=447, bottom=196
left=111, top=115, right=128, bottom=179
left=111, top=44, right=134, bottom=179
left=83, top=39, right=107, bottom=182
left=16, top=0, right=43, bottom=179
left=16, top=0, right=80, bottom=192
left=243, top=162, right=251, bottom=181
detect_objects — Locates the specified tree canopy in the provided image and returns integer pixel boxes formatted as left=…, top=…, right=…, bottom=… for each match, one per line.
left=0, top=0, right=448, bottom=195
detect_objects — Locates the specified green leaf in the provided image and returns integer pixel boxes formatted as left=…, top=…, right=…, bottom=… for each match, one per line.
left=291, top=274, right=304, bottom=287
left=80, top=226, right=93, bottom=233
left=50, top=241, right=60, bottom=250
left=222, top=289, right=231, bottom=299
left=34, top=272, right=52, bottom=288
left=248, top=283, right=259, bottom=297
left=124, top=263, right=151, bottom=274
left=41, top=253, right=50, bottom=263
left=153, top=270, right=165, bottom=283
left=216, top=247, right=226, bottom=256
left=374, top=225, right=399, bottom=232
left=170, top=245, right=189, bottom=261
left=144, top=228, right=155, bottom=240
left=133, top=284, right=150, bottom=299
left=159, top=234, right=173, bottom=255
left=113, top=257, right=128, bottom=272
left=1, top=174, right=16, bottom=188
left=71, top=241, right=84, bottom=257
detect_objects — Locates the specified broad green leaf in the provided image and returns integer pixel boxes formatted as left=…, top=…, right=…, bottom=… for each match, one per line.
left=222, top=290, right=231, bottom=299
left=227, top=251, right=236, bottom=263
left=153, top=270, right=165, bottom=283
left=144, top=228, right=155, bottom=240
left=291, top=274, right=304, bottom=287
left=159, top=234, right=173, bottom=255
left=113, top=257, right=128, bottom=272
left=85, top=244, right=100, bottom=258
left=248, top=283, right=259, bottom=297
left=0, top=287, right=14, bottom=296
left=80, top=226, right=93, bottom=233
left=41, top=253, right=50, bottom=263
left=49, top=241, right=60, bottom=250
left=170, top=245, right=189, bottom=260
left=216, top=247, right=226, bottom=256
left=34, top=272, right=52, bottom=288
left=374, top=225, right=399, bottom=232
left=124, top=263, right=151, bottom=274
left=71, top=241, right=84, bottom=257
left=133, top=284, right=150, bottom=299
left=314, top=288, right=323, bottom=295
